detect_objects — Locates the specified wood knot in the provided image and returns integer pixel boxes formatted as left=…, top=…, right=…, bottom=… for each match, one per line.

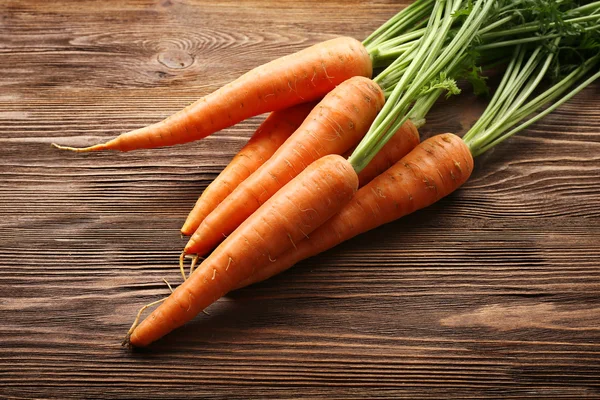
left=157, top=49, right=194, bottom=69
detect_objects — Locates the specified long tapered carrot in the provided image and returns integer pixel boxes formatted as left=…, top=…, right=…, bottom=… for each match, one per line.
left=235, top=133, right=473, bottom=289
left=52, top=37, right=372, bottom=153
left=183, top=76, right=385, bottom=257
left=181, top=102, right=317, bottom=236
left=127, top=154, right=359, bottom=347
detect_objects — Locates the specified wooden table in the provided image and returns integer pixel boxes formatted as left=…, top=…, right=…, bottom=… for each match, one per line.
left=2, top=1, right=599, bottom=398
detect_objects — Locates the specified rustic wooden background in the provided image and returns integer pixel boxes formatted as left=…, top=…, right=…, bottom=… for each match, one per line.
left=1, top=0, right=599, bottom=398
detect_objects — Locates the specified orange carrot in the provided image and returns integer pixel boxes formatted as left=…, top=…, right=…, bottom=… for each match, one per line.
left=52, top=37, right=372, bottom=153
left=182, top=108, right=418, bottom=238
left=127, top=154, right=359, bottom=347
left=183, top=76, right=385, bottom=257
left=181, top=102, right=317, bottom=236
left=236, top=133, right=473, bottom=289
left=351, top=119, right=419, bottom=188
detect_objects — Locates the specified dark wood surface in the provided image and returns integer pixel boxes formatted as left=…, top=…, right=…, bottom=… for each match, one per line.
left=1, top=1, right=600, bottom=398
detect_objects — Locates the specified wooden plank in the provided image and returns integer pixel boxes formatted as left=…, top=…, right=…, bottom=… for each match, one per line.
left=1, top=0, right=599, bottom=398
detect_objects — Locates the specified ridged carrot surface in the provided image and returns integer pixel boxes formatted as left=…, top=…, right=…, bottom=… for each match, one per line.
left=352, top=119, right=420, bottom=187
left=181, top=102, right=316, bottom=236
left=184, top=76, right=385, bottom=257
left=128, top=154, right=359, bottom=347
left=236, top=133, right=473, bottom=288
left=53, top=37, right=372, bottom=152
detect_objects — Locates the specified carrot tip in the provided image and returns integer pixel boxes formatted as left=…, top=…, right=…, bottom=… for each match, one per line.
left=124, top=297, right=167, bottom=347
left=51, top=142, right=107, bottom=152
left=163, top=278, right=174, bottom=293
left=189, top=255, right=200, bottom=277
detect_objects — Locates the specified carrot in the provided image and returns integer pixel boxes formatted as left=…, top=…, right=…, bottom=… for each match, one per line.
left=178, top=117, right=418, bottom=277
left=236, top=133, right=473, bottom=289
left=182, top=107, right=418, bottom=238
left=127, top=154, right=359, bottom=347
left=350, top=119, right=419, bottom=188
left=183, top=76, right=385, bottom=258
left=124, top=3, right=600, bottom=348
left=181, top=102, right=317, bottom=236
left=235, top=20, right=600, bottom=289
left=52, top=37, right=371, bottom=152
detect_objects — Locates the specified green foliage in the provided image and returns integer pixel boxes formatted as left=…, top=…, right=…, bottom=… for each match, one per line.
left=465, top=65, right=490, bottom=96
left=420, top=72, right=462, bottom=98
left=452, top=0, right=474, bottom=19
left=550, top=30, right=600, bottom=80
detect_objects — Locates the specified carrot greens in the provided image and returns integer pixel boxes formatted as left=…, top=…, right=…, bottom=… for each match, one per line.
left=349, top=0, right=600, bottom=173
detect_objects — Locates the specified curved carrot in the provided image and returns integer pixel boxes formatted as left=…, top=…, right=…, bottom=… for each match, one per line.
left=128, top=154, right=359, bottom=347
left=181, top=102, right=317, bottom=236
left=236, top=133, right=473, bottom=289
left=52, top=37, right=372, bottom=152
left=184, top=76, right=385, bottom=257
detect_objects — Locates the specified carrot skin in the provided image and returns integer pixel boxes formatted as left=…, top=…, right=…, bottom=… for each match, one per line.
left=353, top=119, right=420, bottom=187
left=184, top=76, right=385, bottom=257
left=236, top=133, right=473, bottom=289
left=129, top=154, right=359, bottom=347
left=56, top=37, right=372, bottom=152
left=181, top=102, right=317, bottom=236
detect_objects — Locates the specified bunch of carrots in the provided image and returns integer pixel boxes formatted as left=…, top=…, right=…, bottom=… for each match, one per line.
left=53, top=0, right=600, bottom=347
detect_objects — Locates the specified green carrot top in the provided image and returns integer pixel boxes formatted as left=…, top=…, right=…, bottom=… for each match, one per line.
left=350, top=0, right=600, bottom=173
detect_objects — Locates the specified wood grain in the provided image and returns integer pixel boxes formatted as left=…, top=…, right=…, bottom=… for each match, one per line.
left=1, top=0, right=600, bottom=398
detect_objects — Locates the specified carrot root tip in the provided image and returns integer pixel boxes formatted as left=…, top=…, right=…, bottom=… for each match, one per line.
left=51, top=143, right=87, bottom=152
left=179, top=252, right=187, bottom=281
left=123, top=297, right=167, bottom=347
left=162, top=278, right=174, bottom=293
left=51, top=142, right=108, bottom=152
left=189, top=255, right=201, bottom=277
left=179, top=252, right=201, bottom=281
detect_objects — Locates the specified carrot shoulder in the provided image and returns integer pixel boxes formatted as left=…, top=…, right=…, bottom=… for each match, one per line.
left=181, top=102, right=316, bottom=236
left=53, top=37, right=372, bottom=152
left=183, top=76, right=385, bottom=257
left=236, top=133, right=473, bottom=289
left=352, top=119, right=419, bottom=188
left=128, top=154, right=359, bottom=347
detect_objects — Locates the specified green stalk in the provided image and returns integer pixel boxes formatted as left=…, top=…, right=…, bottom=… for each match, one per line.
left=463, top=46, right=525, bottom=141
left=407, top=89, right=444, bottom=129
left=467, top=43, right=558, bottom=152
left=473, top=57, right=600, bottom=156
left=480, top=14, right=600, bottom=41
left=369, top=0, right=448, bottom=125
left=374, top=42, right=419, bottom=89
left=363, top=0, right=435, bottom=52
left=376, top=28, right=427, bottom=51
left=374, top=2, right=600, bottom=66
left=359, top=0, right=599, bottom=169
left=349, top=0, right=496, bottom=173
left=463, top=23, right=600, bottom=157
left=476, top=24, right=600, bottom=50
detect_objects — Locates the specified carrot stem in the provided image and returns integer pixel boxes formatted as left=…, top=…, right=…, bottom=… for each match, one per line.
left=466, top=53, right=600, bottom=156
left=363, top=0, right=434, bottom=52
left=351, top=0, right=494, bottom=173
